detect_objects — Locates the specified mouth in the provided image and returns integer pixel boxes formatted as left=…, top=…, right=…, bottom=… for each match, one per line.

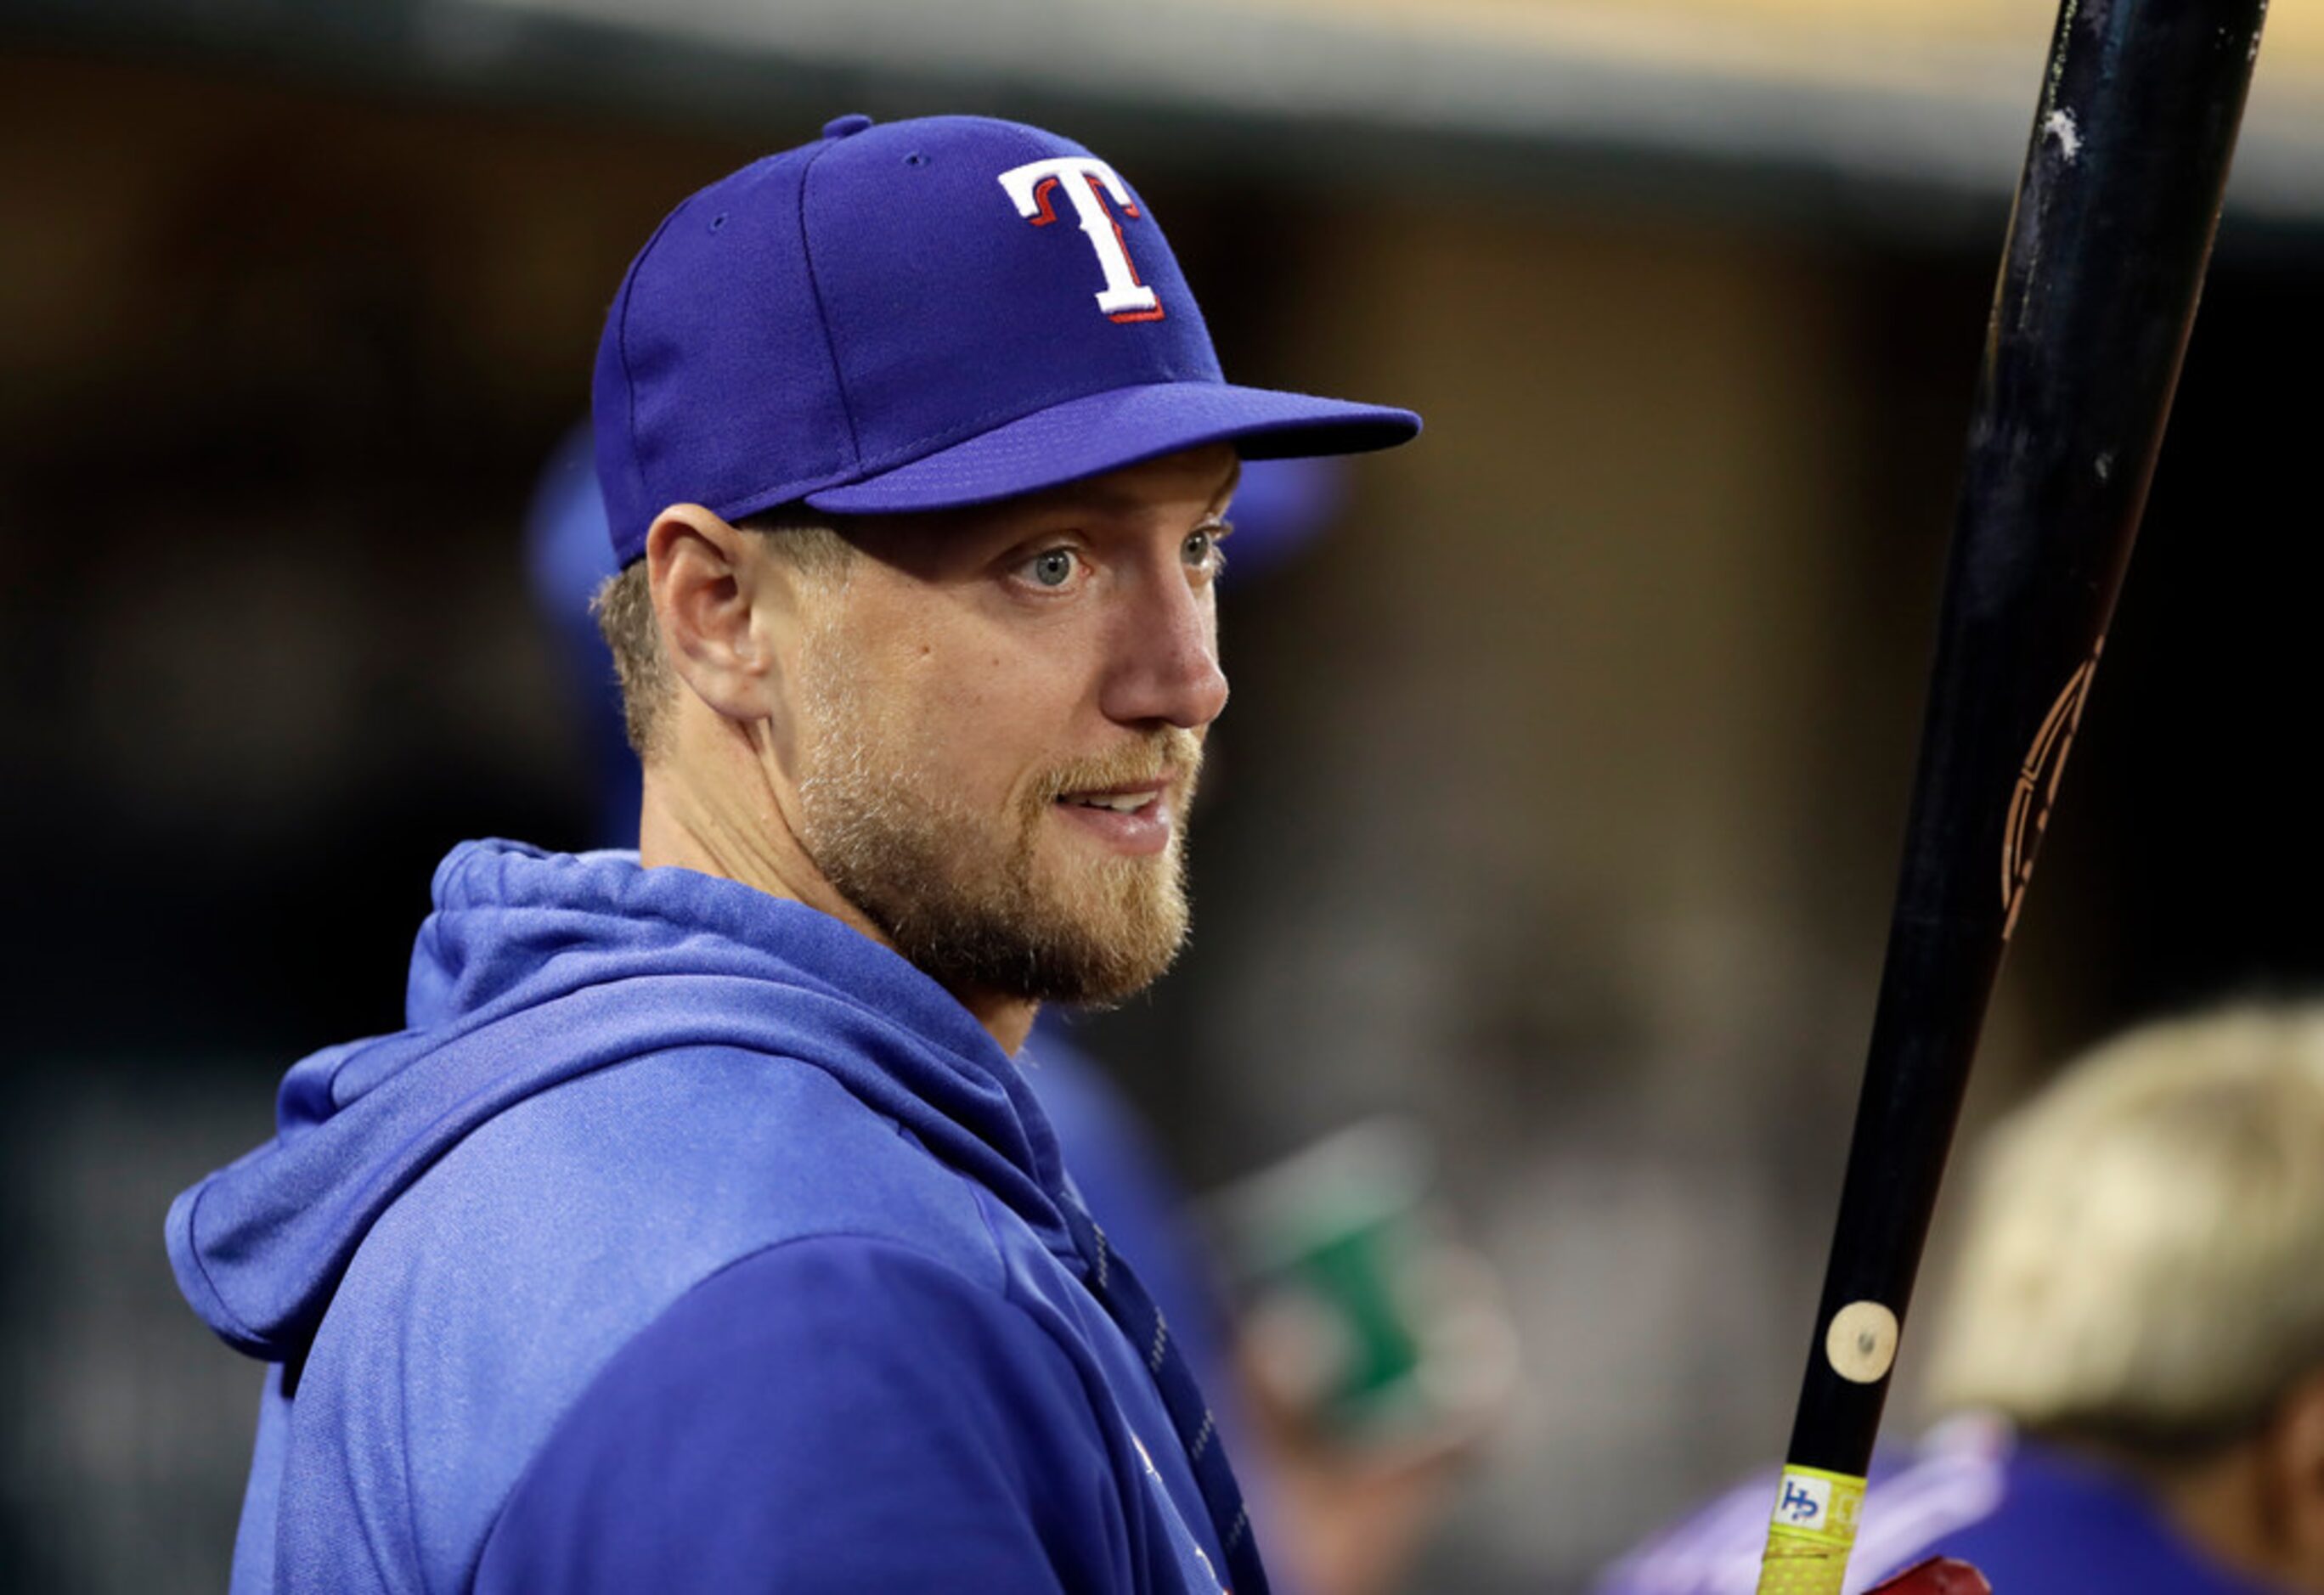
left=1057, top=780, right=1169, bottom=814
left=1051, top=778, right=1176, bottom=855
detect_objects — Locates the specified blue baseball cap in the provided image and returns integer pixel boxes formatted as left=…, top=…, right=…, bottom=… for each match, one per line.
left=593, top=113, right=1420, bottom=565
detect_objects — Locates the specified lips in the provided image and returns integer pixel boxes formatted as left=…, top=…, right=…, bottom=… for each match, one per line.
left=1052, top=779, right=1175, bottom=855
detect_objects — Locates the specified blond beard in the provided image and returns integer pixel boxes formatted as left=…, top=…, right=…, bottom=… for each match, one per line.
left=793, top=661, right=1201, bottom=1006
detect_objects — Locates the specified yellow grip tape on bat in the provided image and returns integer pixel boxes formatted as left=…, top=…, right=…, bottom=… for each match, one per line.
left=1752, top=1465, right=1866, bottom=1595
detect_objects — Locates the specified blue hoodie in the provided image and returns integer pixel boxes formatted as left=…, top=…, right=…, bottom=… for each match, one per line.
left=168, top=840, right=1247, bottom=1594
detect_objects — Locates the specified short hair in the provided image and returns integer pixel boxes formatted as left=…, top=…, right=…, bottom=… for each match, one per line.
left=1924, top=1001, right=2324, bottom=1461
left=592, top=506, right=855, bottom=761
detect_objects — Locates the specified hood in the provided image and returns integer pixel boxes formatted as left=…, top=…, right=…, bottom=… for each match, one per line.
left=166, top=839, right=1074, bottom=1362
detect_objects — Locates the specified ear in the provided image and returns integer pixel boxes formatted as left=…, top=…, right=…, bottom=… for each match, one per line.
left=644, top=504, right=787, bottom=724
left=2265, top=1368, right=2324, bottom=1583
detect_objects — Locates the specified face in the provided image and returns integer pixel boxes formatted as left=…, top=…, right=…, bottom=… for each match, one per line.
left=783, top=444, right=1236, bottom=1006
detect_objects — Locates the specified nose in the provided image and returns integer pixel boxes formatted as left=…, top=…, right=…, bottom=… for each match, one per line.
left=1100, top=558, right=1229, bottom=731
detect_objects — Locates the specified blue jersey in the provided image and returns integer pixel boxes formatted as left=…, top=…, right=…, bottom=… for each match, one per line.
left=1596, top=1419, right=2276, bottom=1595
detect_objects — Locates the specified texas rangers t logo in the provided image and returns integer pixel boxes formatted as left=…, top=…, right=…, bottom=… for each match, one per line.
left=997, top=157, right=1166, bottom=323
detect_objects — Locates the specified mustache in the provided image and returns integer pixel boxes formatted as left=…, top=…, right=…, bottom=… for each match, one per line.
left=1036, top=728, right=1204, bottom=802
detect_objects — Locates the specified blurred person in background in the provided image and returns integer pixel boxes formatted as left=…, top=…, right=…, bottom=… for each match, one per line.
left=164, top=110, right=1423, bottom=1595
left=1599, top=1001, right=2324, bottom=1595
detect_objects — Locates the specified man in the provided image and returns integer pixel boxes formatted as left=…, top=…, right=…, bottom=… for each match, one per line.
left=167, top=112, right=1418, bottom=1594
left=169, top=112, right=1983, bottom=1595
left=1598, top=1001, right=2324, bottom=1595
left=521, top=421, right=1429, bottom=1594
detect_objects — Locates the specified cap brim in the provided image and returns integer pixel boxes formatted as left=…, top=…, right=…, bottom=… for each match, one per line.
left=799, top=381, right=1419, bottom=515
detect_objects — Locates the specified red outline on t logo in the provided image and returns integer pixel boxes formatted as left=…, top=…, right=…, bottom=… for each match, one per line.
left=997, top=156, right=1166, bottom=324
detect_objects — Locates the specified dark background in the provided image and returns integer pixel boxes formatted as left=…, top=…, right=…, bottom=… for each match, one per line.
left=3, top=7, right=2321, bottom=1590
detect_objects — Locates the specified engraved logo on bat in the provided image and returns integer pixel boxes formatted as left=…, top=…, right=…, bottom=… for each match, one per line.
left=2001, top=643, right=2102, bottom=942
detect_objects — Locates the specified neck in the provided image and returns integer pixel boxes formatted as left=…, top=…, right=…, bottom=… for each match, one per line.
left=637, top=733, right=1040, bottom=1057
left=961, top=991, right=1040, bottom=1057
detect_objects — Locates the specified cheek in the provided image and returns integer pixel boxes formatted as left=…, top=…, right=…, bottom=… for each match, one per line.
left=890, top=638, right=1086, bottom=806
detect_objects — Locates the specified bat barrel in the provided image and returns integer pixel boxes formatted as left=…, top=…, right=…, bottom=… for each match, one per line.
left=1758, top=2, right=2266, bottom=1588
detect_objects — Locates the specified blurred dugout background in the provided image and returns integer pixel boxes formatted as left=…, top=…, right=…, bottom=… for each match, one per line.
left=3, top=1, right=2322, bottom=1590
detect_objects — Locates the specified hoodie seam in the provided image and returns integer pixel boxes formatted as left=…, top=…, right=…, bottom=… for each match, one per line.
left=896, top=1120, right=1037, bottom=1289
left=973, top=1182, right=1158, bottom=1581
left=967, top=1177, right=1031, bottom=1302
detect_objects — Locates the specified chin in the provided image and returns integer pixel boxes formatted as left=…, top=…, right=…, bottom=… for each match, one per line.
left=1035, top=889, right=1189, bottom=1005
left=853, top=847, right=1189, bottom=1009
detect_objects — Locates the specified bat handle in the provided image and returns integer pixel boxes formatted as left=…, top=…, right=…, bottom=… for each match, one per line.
left=1752, top=1465, right=1866, bottom=1594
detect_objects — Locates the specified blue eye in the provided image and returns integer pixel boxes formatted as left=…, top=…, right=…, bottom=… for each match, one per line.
left=1029, top=549, right=1078, bottom=588
left=1184, top=522, right=1229, bottom=571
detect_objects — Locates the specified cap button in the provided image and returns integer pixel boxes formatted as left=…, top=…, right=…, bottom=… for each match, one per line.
left=822, top=113, right=874, bottom=140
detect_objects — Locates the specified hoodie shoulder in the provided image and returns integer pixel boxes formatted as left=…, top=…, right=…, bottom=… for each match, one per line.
left=177, top=842, right=1085, bottom=1594
left=278, top=1043, right=1009, bottom=1595
left=475, top=1233, right=1130, bottom=1595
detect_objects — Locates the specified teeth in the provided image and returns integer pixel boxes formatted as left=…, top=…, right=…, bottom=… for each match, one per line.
left=1069, top=792, right=1151, bottom=813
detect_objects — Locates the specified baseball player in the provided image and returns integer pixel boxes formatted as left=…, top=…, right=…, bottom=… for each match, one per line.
left=517, top=425, right=1368, bottom=1590
left=167, top=111, right=1414, bottom=1595
left=166, top=111, right=1987, bottom=1595
left=1599, top=1003, right=2324, bottom=1595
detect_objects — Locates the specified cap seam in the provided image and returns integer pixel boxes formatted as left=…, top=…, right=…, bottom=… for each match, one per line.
left=614, top=206, right=686, bottom=537
left=795, top=138, right=866, bottom=470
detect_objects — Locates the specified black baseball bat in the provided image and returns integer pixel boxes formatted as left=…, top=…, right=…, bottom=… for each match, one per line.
left=1756, top=3, right=2269, bottom=1588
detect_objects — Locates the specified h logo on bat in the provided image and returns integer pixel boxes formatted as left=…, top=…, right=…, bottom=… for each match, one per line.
left=1775, top=1474, right=1831, bottom=1528
left=998, top=156, right=1167, bottom=323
